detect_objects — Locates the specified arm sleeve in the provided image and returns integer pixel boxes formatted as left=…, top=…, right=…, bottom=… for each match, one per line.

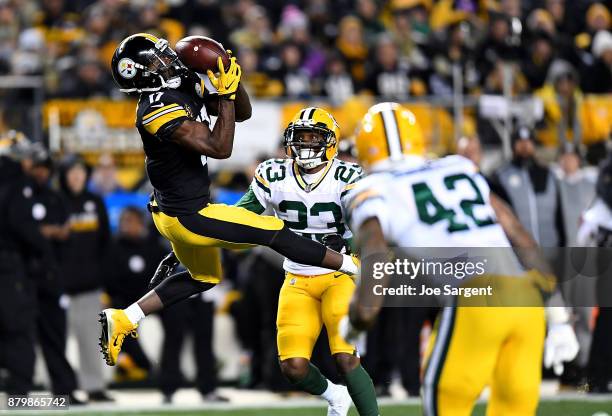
left=235, top=185, right=266, bottom=214
left=138, top=92, right=191, bottom=141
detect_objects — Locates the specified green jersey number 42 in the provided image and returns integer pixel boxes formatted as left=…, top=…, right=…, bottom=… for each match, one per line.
left=412, top=173, right=494, bottom=233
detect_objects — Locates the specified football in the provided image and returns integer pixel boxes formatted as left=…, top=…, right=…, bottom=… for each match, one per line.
left=175, top=36, right=230, bottom=73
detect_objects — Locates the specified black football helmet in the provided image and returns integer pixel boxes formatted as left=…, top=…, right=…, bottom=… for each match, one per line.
left=111, top=33, right=189, bottom=93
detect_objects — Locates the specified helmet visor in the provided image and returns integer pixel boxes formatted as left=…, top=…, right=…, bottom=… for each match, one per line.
left=284, top=124, right=335, bottom=165
left=140, top=40, right=186, bottom=82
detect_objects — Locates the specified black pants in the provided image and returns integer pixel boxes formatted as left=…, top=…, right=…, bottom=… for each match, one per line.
left=588, top=307, right=612, bottom=388
left=122, top=337, right=152, bottom=371
left=363, top=308, right=400, bottom=392
left=232, top=252, right=287, bottom=390
left=363, top=307, right=437, bottom=396
left=35, top=289, right=77, bottom=395
left=0, top=256, right=36, bottom=394
left=397, top=308, right=438, bottom=396
left=159, top=297, right=216, bottom=396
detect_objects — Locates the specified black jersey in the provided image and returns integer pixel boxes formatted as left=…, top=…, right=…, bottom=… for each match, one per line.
left=136, top=87, right=212, bottom=216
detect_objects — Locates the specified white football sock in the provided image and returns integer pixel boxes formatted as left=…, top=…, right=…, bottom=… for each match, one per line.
left=124, top=303, right=145, bottom=325
left=339, top=254, right=358, bottom=275
left=320, top=380, right=343, bottom=402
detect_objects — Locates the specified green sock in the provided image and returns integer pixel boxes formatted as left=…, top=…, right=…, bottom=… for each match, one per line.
left=343, top=365, right=380, bottom=416
left=292, top=363, right=328, bottom=395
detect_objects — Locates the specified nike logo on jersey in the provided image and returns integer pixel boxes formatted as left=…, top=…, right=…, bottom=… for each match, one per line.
left=150, top=102, right=164, bottom=108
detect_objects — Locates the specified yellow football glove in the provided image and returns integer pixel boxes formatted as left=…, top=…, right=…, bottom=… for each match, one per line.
left=207, top=56, right=241, bottom=100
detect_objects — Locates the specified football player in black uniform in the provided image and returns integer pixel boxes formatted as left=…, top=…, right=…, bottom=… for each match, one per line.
left=99, top=33, right=359, bottom=366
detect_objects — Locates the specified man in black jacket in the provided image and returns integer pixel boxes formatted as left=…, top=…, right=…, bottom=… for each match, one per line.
left=0, top=140, right=39, bottom=395
left=57, top=155, right=112, bottom=402
left=22, top=147, right=80, bottom=401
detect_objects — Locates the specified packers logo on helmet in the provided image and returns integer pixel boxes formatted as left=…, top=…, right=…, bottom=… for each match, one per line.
left=284, top=107, right=340, bottom=170
left=355, top=102, right=425, bottom=169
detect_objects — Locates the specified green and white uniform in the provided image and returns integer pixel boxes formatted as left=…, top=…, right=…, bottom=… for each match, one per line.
left=237, top=158, right=363, bottom=275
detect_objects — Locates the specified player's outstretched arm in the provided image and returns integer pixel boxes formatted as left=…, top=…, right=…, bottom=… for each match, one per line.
left=233, top=83, right=252, bottom=121
left=490, top=193, right=555, bottom=277
left=170, top=99, right=235, bottom=158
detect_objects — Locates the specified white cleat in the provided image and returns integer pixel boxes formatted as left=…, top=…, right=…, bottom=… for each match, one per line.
left=327, top=385, right=352, bottom=416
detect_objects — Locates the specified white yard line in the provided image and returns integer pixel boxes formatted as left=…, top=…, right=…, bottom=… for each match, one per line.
left=2, top=383, right=611, bottom=415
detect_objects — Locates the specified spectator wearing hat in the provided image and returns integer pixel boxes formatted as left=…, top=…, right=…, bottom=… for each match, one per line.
left=490, top=126, right=566, bottom=248
left=58, top=155, right=112, bottom=402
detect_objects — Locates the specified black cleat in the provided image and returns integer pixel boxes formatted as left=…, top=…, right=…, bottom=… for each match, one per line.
left=148, top=251, right=180, bottom=290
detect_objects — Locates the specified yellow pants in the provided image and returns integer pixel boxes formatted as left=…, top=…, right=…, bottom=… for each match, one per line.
left=151, top=202, right=284, bottom=284
left=422, top=306, right=545, bottom=416
left=277, top=271, right=356, bottom=361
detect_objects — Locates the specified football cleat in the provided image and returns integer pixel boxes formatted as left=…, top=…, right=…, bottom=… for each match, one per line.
left=327, top=384, right=352, bottom=416
left=98, top=308, right=138, bottom=366
left=148, top=251, right=180, bottom=290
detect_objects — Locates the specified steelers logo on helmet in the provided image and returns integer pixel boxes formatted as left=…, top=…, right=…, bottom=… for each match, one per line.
left=117, top=58, right=137, bottom=79
left=111, top=33, right=191, bottom=93
left=284, top=107, right=340, bottom=170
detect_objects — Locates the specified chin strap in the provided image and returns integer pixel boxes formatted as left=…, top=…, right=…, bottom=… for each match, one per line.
left=120, top=74, right=182, bottom=94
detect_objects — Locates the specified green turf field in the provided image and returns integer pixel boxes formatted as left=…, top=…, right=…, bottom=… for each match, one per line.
left=11, top=400, right=611, bottom=416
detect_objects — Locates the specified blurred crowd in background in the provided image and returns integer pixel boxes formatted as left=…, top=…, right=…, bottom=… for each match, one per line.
left=0, top=0, right=610, bottom=99
left=0, top=0, right=610, bottom=165
left=0, top=0, right=611, bottom=406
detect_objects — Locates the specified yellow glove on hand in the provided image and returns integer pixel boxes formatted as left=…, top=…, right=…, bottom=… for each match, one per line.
left=207, top=55, right=241, bottom=100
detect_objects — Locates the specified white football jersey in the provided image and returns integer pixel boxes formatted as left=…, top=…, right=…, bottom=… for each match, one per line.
left=345, top=155, right=524, bottom=275
left=251, top=158, right=363, bottom=275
